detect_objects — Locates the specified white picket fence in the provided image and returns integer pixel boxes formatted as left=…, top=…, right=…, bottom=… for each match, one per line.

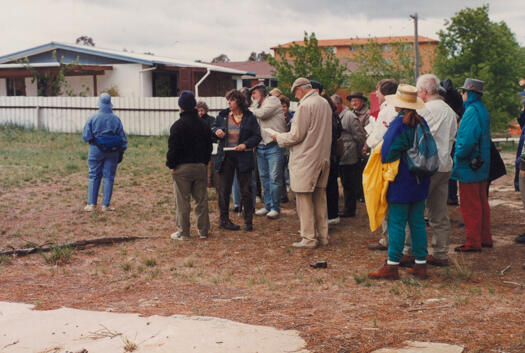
left=0, top=96, right=230, bottom=136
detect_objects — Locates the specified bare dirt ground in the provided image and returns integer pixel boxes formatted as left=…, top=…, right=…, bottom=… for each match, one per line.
left=1, top=151, right=524, bottom=352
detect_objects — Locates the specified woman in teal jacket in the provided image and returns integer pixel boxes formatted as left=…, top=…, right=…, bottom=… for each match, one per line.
left=451, top=78, right=492, bottom=251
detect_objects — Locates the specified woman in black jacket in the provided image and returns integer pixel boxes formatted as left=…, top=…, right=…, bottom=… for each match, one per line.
left=212, top=89, right=262, bottom=231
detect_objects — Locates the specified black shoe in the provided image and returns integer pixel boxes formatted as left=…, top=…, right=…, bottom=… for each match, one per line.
left=244, top=223, right=253, bottom=231
left=233, top=206, right=242, bottom=213
left=515, top=233, right=525, bottom=244
left=219, top=220, right=240, bottom=231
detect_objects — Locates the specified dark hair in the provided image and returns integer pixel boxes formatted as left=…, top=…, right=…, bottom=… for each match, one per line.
left=239, top=87, right=252, bottom=106
left=279, top=95, right=290, bottom=108
left=321, top=92, right=336, bottom=112
left=402, top=109, right=423, bottom=128
left=377, top=79, right=398, bottom=96
left=225, top=89, right=249, bottom=111
left=196, top=101, right=209, bottom=113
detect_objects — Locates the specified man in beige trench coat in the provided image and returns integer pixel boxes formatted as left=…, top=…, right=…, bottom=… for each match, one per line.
left=271, top=78, right=332, bottom=248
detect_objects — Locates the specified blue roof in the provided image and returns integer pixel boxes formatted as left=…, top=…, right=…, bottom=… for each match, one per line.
left=0, top=42, right=252, bottom=75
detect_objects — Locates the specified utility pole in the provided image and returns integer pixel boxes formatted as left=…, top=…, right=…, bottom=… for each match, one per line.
left=410, top=12, right=419, bottom=83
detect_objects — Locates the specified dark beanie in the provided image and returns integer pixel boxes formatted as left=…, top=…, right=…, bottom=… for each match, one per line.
left=178, top=90, right=197, bottom=111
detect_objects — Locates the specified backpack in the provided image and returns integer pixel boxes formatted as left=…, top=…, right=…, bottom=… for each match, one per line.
left=404, top=121, right=439, bottom=177
left=94, top=135, right=124, bottom=153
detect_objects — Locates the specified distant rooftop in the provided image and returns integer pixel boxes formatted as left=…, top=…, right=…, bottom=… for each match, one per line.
left=272, top=35, right=439, bottom=49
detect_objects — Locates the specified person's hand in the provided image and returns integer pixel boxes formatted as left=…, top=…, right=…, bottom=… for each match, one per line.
left=216, top=129, right=225, bottom=138
left=272, top=134, right=277, bottom=142
left=520, top=170, right=525, bottom=177
left=170, top=169, right=175, bottom=175
left=235, top=144, right=247, bottom=152
left=362, top=145, right=369, bottom=155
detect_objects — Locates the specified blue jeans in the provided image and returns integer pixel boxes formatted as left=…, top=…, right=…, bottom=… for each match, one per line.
left=256, top=143, right=283, bottom=212
left=233, top=169, right=256, bottom=208
left=87, top=145, right=119, bottom=206
left=387, top=200, right=428, bottom=262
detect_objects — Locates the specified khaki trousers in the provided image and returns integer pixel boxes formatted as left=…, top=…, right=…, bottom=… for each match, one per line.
left=172, top=163, right=210, bottom=237
left=403, top=171, right=451, bottom=259
left=296, top=187, right=328, bottom=246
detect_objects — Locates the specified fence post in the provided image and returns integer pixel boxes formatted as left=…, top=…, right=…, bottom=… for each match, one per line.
left=35, top=105, right=40, bottom=130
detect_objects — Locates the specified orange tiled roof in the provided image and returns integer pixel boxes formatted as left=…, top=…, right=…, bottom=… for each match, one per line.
left=272, top=36, right=438, bottom=49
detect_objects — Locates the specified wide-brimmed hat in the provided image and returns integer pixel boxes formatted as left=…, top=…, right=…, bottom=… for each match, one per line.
left=385, top=84, right=425, bottom=110
left=459, top=78, right=484, bottom=93
left=291, top=77, right=311, bottom=94
left=346, top=92, right=368, bottom=102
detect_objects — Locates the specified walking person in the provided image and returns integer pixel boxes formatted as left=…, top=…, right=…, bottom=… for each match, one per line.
left=213, top=89, right=262, bottom=231
left=166, top=91, right=213, bottom=240
left=250, top=84, right=287, bottom=219
left=452, top=78, right=492, bottom=252
left=368, top=84, right=431, bottom=280
left=332, top=94, right=366, bottom=218
left=271, top=78, right=332, bottom=248
left=82, top=93, right=127, bottom=212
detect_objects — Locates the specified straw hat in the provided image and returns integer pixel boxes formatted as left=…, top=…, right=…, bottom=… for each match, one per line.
left=385, top=84, right=424, bottom=110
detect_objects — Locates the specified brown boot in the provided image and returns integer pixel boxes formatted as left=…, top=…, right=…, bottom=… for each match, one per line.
left=406, top=263, right=428, bottom=280
left=399, top=255, right=416, bottom=268
left=368, top=263, right=399, bottom=280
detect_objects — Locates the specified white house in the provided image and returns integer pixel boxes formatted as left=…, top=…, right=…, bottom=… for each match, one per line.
left=0, top=42, right=254, bottom=97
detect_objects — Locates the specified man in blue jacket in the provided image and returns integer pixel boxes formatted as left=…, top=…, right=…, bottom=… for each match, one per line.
left=452, top=78, right=492, bottom=252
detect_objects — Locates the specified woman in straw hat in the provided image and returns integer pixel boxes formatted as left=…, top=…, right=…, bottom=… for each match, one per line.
left=368, top=84, right=431, bottom=281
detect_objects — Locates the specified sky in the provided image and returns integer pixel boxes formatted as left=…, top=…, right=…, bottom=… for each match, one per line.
left=2, top=0, right=525, bottom=62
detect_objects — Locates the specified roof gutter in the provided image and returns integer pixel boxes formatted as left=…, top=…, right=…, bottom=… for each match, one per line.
left=195, top=68, right=211, bottom=98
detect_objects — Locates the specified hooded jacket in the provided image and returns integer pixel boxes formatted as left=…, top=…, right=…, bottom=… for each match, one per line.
left=451, top=91, right=491, bottom=183
left=82, top=101, right=127, bottom=151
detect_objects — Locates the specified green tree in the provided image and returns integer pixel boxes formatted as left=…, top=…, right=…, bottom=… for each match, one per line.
left=20, top=51, right=89, bottom=96
left=268, top=32, right=349, bottom=98
left=435, top=5, right=525, bottom=131
left=348, top=39, right=415, bottom=93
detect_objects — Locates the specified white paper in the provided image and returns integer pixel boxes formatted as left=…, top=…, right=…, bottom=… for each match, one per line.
left=223, top=147, right=236, bottom=151
left=263, top=128, right=279, bottom=136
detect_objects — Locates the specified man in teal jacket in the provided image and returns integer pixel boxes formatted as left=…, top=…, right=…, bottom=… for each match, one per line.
left=451, top=78, right=492, bottom=252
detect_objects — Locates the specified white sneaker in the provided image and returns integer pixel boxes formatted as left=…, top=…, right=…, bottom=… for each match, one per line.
left=266, top=210, right=280, bottom=219
left=328, top=217, right=340, bottom=225
left=255, top=208, right=269, bottom=216
left=170, top=231, right=189, bottom=240
left=84, top=204, right=96, bottom=212
left=292, top=241, right=317, bottom=249
left=101, top=205, right=115, bottom=212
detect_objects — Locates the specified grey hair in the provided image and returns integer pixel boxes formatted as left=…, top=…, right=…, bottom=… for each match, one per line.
left=300, top=84, right=312, bottom=90
left=416, top=74, right=441, bottom=95
left=331, top=94, right=343, bottom=104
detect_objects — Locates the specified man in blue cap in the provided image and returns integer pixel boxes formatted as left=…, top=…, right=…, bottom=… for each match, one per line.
left=82, top=93, right=127, bottom=212
left=166, top=91, right=214, bottom=240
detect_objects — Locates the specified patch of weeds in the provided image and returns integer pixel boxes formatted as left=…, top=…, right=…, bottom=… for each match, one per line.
left=353, top=274, right=373, bottom=287
left=20, top=241, right=37, bottom=248
left=314, top=277, right=324, bottom=285
left=373, top=316, right=378, bottom=328
left=137, top=265, right=145, bottom=274
left=451, top=254, right=473, bottom=282
left=120, top=248, right=128, bottom=256
left=192, top=306, right=205, bottom=315
left=122, top=335, right=138, bottom=352
left=0, top=255, right=13, bottom=266
left=455, top=295, right=469, bottom=306
left=42, top=245, right=74, bottom=265
left=468, top=287, right=482, bottom=295
left=34, top=300, right=43, bottom=309
left=486, top=286, right=496, bottom=295
left=401, top=278, right=423, bottom=287
left=389, top=284, right=401, bottom=296
left=149, top=269, right=161, bottom=279
left=285, top=247, right=292, bottom=254
left=143, top=258, right=157, bottom=267
left=121, top=262, right=133, bottom=272
left=65, top=162, right=80, bottom=173
left=183, top=257, right=195, bottom=268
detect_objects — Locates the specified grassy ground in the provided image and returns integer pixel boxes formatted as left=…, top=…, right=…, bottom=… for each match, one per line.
left=1, top=126, right=524, bottom=353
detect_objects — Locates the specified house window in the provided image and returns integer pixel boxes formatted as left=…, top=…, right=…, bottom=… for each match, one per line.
left=6, top=78, right=26, bottom=96
left=349, top=46, right=356, bottom=52
left=383, top=44, right=392, bottom=52
left=152, top=71, right=179, bottom=97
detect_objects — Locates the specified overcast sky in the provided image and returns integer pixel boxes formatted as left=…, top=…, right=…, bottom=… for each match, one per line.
left=3, top=0, right=524, bottom=62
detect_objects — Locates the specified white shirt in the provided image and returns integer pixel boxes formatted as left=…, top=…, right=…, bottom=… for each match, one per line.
left=417, top=97, right=458, bottom=172
left=365, top=101, right=397, bottom=149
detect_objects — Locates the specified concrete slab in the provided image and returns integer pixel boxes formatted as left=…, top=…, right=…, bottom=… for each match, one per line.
left=372, top=341, right=464, bottom=353
left=0, top=302, right=309, bottom=353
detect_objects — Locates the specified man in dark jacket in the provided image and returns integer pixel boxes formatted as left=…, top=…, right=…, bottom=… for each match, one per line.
left=166, top=91, right=213, bottom=240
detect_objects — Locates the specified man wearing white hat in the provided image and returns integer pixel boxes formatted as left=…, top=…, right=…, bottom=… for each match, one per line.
left=271, top=78, right=332, bottom=248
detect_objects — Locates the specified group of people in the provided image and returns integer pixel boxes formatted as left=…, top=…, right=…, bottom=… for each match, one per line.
left=81, top=72, right=524, bottom=279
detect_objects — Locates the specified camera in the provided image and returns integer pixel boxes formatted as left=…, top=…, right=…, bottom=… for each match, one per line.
left=469, top=157, right=484, bottom=171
